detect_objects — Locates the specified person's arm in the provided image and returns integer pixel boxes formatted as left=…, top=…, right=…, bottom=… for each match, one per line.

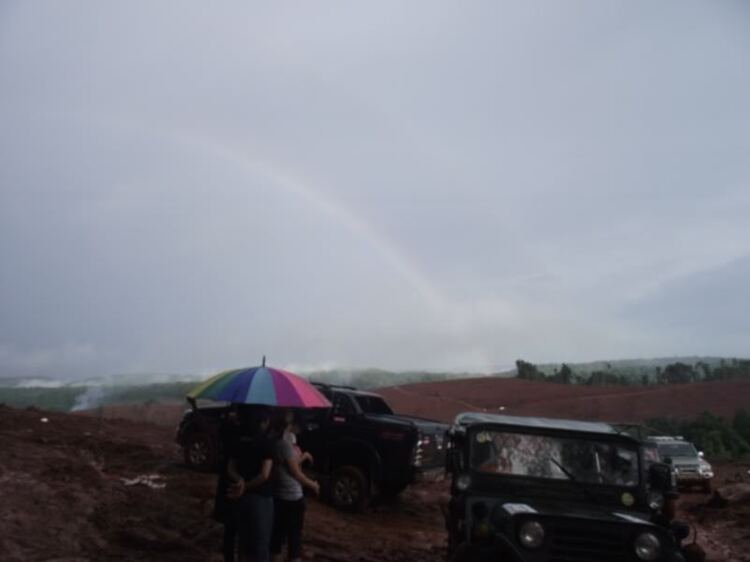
left=299, top=450, right=314, bottom=466
left=285, top=454, right=319, bottom=495
left=226, top=457, right=245, bottom=498
left=243, top=458, right=273, bottom=492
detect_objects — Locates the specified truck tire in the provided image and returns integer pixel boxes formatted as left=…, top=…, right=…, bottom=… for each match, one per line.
left=330, top=465, right=369, bottom=512
left=184, top=432, right=217, bottom=472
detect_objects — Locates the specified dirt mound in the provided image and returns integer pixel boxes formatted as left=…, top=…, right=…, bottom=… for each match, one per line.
left=677, top=462, right=750, bottom=562
left=378, top=378, right=750, bottom=423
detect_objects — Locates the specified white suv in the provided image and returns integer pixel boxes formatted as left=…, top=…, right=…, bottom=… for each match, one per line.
left=648, top=436, right=714, bottom=493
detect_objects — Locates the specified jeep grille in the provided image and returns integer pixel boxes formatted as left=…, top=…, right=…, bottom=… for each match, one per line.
left=550, top=524, right=627, bottom=562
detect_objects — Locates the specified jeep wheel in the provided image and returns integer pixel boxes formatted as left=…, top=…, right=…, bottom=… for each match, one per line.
left=330, top=465, right=369, bottom=512
left=702, top=481, right=712, bottom=494
left=184, top=432, right=217, bottom=472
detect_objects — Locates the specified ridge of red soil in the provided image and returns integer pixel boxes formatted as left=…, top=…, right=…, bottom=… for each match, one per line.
left=79, top=378, right=750, bottom=430
left=378, top=378, right=750, bottom=423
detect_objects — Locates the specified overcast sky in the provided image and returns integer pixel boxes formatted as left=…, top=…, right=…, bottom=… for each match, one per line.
left=1, top=1, right=749, bottom=379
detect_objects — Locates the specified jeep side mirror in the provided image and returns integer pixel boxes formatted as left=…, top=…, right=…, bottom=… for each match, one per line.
left=447, top=449, right=463, bottom=473
left=698, top=451, right=704, bottom=458
left=649, top=462, right=673, bottom=492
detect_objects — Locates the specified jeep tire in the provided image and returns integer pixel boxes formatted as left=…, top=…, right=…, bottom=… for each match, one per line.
left=702, top=481, right=712, bottom=494
left=184, top=432, right=217, bottom=472
left=330, top=465, right=369, bottom=512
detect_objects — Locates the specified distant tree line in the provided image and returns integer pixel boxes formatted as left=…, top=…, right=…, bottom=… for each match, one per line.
left=515, top=358, right=750, bottom=386
left=647, top=409, right=750, bottom=459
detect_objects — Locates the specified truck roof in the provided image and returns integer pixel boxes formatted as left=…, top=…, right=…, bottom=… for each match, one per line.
left=455, top=412, right=628, bottom=438
left=311, top=382, right=383, bottom=398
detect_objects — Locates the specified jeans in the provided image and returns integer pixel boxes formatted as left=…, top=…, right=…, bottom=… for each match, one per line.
left=270, top=497, right=306, bottom=559
left=236, top=494, right=274, bottom=562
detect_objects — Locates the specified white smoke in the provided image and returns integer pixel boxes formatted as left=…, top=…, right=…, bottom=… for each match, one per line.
left=70, top=386, right=109, bottom=412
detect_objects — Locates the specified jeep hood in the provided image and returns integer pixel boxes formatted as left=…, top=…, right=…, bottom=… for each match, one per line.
left=494, top=500, right=653, bottom=527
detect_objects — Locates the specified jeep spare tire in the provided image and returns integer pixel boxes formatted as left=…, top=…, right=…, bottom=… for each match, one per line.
left=330, top=465, right=369, bottom=512
left=184, top=432, right=217, bottom=472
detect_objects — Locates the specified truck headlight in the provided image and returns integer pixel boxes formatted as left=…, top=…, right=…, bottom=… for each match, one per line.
left=518, top=520, right=545, bottom=549
left=634, top=532, right=661, bottom=560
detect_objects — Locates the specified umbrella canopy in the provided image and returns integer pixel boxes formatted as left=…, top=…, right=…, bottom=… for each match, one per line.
left=187, top=362, right=331, bottom=408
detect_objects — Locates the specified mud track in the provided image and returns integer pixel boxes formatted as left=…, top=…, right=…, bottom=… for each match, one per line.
left=1, top=404, right=748, bottom=561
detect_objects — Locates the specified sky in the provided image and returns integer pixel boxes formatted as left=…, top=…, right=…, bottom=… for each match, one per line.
left=1, top=1, right=749, bottom=379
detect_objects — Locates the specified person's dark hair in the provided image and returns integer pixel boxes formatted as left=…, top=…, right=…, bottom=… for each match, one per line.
left=271, top=409, right=293, bottom=438
left=239, top=405, right=272, bottom=436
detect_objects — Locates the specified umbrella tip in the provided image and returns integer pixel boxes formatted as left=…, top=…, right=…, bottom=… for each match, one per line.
left=262, top=355, right=266, bottom=367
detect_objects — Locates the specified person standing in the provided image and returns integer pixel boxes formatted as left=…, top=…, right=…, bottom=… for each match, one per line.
left=214, top=405, right=243, bottom=562
left=227, top=407, right=275, bottom=562
left=270, top=411, right=319, bottom=562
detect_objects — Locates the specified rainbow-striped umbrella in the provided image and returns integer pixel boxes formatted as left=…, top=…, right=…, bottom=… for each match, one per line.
left=186, top=359, right=331, bottom=408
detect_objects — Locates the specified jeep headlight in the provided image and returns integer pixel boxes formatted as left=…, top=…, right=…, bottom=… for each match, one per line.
left=456, top=473, right=472, bottom=491
left=518, top=520, right=545, bottom=549
left=699, top=461, right=713, bottom=477
left=634, top=532, right=661, bottom=561
left=647, top=491, right=665, bottom=511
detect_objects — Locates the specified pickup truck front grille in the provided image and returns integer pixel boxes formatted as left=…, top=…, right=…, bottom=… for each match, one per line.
left=550, top=525, right=628, bottom=562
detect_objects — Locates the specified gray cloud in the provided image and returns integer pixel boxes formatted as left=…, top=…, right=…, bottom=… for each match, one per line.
left=1, top=1, right=749, bottom=378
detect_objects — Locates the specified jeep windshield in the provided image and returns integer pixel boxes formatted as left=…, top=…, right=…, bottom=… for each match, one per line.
left=656, top=442, right=697, bottom=459
left=354, top=395, right=393, bottom=415
left=470, top=429, right=639, bottom=486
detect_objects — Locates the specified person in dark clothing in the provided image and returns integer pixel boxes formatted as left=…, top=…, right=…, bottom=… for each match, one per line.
left=214, top=405, right=243, bottom=562
left=270, top=410, right=319, bottom=562
left=227, top=407, right=275, bottom=562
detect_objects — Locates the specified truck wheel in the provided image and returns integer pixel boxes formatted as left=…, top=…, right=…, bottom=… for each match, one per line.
left=330, top=465, right=369, bottom=512
left=184, top=432, right=217, bottom=472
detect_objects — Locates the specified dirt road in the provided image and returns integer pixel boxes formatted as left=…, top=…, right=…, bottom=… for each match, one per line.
left=1, top=404, right=748, bottom=561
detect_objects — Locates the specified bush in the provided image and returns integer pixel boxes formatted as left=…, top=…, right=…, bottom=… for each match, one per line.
left=646, top=410, right=750, bottom=459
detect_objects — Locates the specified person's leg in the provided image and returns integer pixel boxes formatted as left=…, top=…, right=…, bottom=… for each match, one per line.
left=223, top=511, right=238, bottom=562
left=235, top=496, right=252, bottom=562
left=286, top=498, right=306, bottom=562
left=270, top=498, right=288, bottom=562
left=245, top=495, right=274, bottom=562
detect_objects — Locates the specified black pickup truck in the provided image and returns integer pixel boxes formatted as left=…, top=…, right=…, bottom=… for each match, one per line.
left=175, top=383, right=448, bottom=511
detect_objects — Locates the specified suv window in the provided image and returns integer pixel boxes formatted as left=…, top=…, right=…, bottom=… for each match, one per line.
left=354, top=395, right=393, bottom=415
left=331, top=393, right=356, bottom=416
left=657, top=442, right=697, bottom=459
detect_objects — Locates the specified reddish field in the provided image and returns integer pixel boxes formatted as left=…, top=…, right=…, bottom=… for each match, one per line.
left=378, top=377, right=750, bottom=424
left=82, top=378, right=750, bottom=430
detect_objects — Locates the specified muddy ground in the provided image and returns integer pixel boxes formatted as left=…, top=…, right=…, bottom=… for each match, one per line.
left=1, top=405, right=749, bottom=561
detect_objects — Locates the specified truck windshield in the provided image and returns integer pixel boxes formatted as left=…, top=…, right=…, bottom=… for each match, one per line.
left=470, top=430, right=639, bottom=486
left=354, top=395, right=393, bottom=415
left=657, top=442, right=697, bottom=459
